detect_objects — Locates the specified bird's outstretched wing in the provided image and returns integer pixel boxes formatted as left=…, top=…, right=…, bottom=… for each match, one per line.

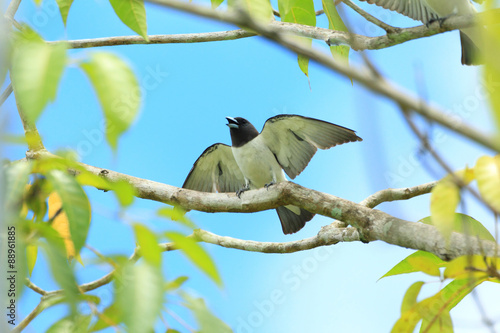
left=183, top=143, right=246, bottom=193
left=359, top=0, right=439, bottom=23
left=260, top=115, right=362, bottom=179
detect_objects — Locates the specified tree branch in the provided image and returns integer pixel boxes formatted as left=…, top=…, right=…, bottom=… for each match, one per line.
left=360, top=181, right=437, bottom=208
left=23, top=150, right=499, bottom=260
left=144, top=0, right=500, bottom=153
left=52, top=12, right=490, bottom=53
left=25, top=278, right=48, bottom=296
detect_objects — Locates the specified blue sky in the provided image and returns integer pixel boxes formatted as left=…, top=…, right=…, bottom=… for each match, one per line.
left=2, top=0, right=500, bottom=332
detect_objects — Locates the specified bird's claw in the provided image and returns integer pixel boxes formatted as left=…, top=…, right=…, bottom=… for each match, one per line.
left=264, top=181, right=276, bottom=190
left=426, top=16, right=448, bottom=28
left=236, top=186, right=250, bottom=198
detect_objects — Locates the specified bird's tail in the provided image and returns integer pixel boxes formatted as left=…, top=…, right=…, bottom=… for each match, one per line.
left=276, top=205, right=315, bottom=234
left=460, top=30, right=483, bottom=66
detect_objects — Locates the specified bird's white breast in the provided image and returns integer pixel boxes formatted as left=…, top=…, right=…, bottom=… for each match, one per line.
left=232, top=136, right=286, bottom=189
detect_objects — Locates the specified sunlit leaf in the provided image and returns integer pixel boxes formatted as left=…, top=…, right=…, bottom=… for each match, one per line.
left=165, top=231, right=222, bottom=286
left=90, top=303, right=121, bottom=332
left=56, top=0, right=74, bottom=26
left=11, top=28, right=67, bottom=123
left=49, top=192, right=75, bottom=260
left=278, top=0, right=316, bottom=77
left=158, top=207, right=196, bottom=229
left=80, top=52, right=141, bottom=150
left=109, top=0, right=149, bottom=41
left=26, top=244, right=38, bottom=276
left=475, top=155, right=500, bottom=212
left=46, top=315, right=92, bottom=333
left=134, top=224, right=162, bottom=266
left=393, top=277, right=485, bottom=333
left=322, top=0, right=350, bottom=61
left=46, top=170, right=91, bottom=255
left=115, top=262, right=164, bottom=333
left=401, top=281, right=424, bottom=314
left=211, top=0, right=225, bottom=9
left=112, top=180, right=136, bottom=207
left=165, top=276, right=188, bottom=291
left=420, top=213, right=495, bottom=241
left=444, top=255, right=500, bottom=279
left=380, top=251, right=445, bottom=279
left=420, top=309, right=453, bottom=333
left=228, top=0, right=272, bottom=22
left=430, top=179, right=460, bottom=240
left=182, top=293, right=233, bottom=333
left=480, top=3, right=500, bottom=131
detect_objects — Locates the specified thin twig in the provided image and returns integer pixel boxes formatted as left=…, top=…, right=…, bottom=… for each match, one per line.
left=401, top=108, right=500, bottom=217
left=144, top=0, right=500, bottom=152
left=360, top=181, right=437, bottom=208
left=5, top=0, right=22, bottom=21
left=25, top=278, right=48, bottom=296
left=0, top=83, right=13, bottom=106
left=342, top=0, right=399, bottom=33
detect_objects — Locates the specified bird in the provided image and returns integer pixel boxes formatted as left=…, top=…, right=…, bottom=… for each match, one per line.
left=358, top=0, right=483, bottom=65
left=182, top=115, right=362, bottom=234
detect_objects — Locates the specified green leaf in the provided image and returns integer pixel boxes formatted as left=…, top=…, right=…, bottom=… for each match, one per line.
left=11, top=28, right=67, bottom=124
left=90, top=303, right=122, bottom=332
left=380, top=251, right=445, bottom=279
left=111, top=180, right=136, bottom=207
left=165, top=276, right=189, bottom=291
left=480, top=6, right=500, bottom=131
left=421, top=213, right=495, bottom=242
left=109, top=0, right=149, bottom=41
left=393, top=277, right=485, bottom=333
left=278, top=0, right=316, bottom=76
left=37, top=225, right=80, bottom=315
left=134, top=224, right=162, bottom=266
left=211, top=0, right=225, bottom=9
left=430, top=179, right=460, bottom=240
left=46, top=170, right=91, bottom=255
left=56, top=0, right=74, bottom=26
left=165, top=231, right=222, bottom=286
left=322, top=0, right=350, bottom=61
left=4, top=161, right=32, bottom=218
left=182, top=293, right=233, bottom=333
left=46, top=315, right=92, bottom=333
left=80, top=52, right=141, bottom=150
left=401, top=281, right=424, bottom=314
left=228, top=0, right=272, bottom=22
left=115, top=262, right=164, bottom=333
left=157, top=207, right=196, bottom=229
left=26, top=244, right=38, bottom=276
left=420, top=310, right=453, bottom=333
left=475, top=155, right=500, bottom=212
left=444, top=255, right=500, bottom=279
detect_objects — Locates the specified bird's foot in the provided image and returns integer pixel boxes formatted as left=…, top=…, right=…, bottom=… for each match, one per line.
left=426, top=16, right=449, bottom=28
left=236, top=185, right=250, bottom=198
left=264, top=181, right=276, bottom=190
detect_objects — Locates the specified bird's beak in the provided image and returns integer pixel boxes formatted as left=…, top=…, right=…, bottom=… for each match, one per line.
left=226, top=117, right=239, bottom=129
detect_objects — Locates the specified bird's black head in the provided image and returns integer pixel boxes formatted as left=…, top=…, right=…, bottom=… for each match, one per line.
left=226, top=117, right=259, bottom=147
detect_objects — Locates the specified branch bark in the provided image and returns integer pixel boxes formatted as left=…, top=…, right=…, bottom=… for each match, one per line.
left=24, top=150, right=499, bottom=260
